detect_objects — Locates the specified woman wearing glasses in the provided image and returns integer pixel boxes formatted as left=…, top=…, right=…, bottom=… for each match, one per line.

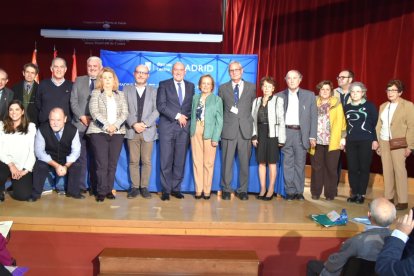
left=376, top=80, right=414, bottom=210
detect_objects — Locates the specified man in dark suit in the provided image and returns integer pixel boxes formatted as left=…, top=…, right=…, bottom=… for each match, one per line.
left=219, top=61, right=256, bottom=200
left=376, top=208, right=414, bottom=275
left=0, top=68, right=14, bottom=120
left=70, top=56, right=102, bottom=195
left=12, top=63, right=39, bottom=125
left=276, top=70, right=317, bottom=201
left=156, top=62, right=194, bottom=201
left=124, top=64, right=159, bottom=199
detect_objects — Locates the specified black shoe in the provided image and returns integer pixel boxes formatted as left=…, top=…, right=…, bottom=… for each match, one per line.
left=171, top=191, right=184, bottom=199
left=311, top=195, right=320, bottom=200
left=263, top=194, right=274, bottom=201
left=222, top=192, right=231, bottom=200
left=285, top=194, right=295, bottom=201
left=347, top=195, right=357, bottom=203
left=355, top=195, right=365, bottom=204
left=0, top=193, right=4, bottom=202
left=6, top=186, right=13, bottom=192
left=80, top=188, right=88, bottom=194
left=127, top=188, right=140, bottom=199
left=296, top=194, right=305, bottom=201
left=66, top=193, right=85, bottom=199
left=237, top=192, right=249, bottom=200
left=55, top=190, right=66, bottom=196
left=140, top=187, right=151, bottom=199
left=161, top=192, right=170, bottom=201
left=325, top=197, right=334, bottom=201
left=106, top=193, right=116, bottom=200
left=195, top=194, right=203, bottom=200
left=96, top=195, right=105, bottom=202
left=203, top=194, right=210, bottom=200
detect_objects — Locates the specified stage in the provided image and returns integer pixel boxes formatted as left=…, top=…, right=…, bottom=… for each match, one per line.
left=1, top=174, right=413, bottom=275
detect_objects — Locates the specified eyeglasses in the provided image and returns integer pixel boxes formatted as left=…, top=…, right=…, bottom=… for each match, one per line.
left=337, top=76, right=350, bottom=80
left=229, top=68, right=241, bottom=73
left=386, top=89, right=399, bottom=93
left=135, top=71, right=149, bottom=75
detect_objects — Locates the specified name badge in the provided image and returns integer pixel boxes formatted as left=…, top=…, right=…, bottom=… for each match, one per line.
left=230, top=106, right=239, bottom=114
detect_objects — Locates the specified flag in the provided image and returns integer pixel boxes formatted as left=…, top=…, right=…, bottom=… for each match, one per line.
left=53, top=45, right=58, bottom=58
left=52, top=45, right=58, bottom=77
left=71, top=49, right=77, bottom=82
left=31, top=45, right=40, bottom=83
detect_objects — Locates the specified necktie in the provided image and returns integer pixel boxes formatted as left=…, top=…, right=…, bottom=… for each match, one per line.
left=90, top=79, right=95, bottom=92
left=177, top=82, right=183, bottom=105
left=55, top=132, right=61, bottom=141
left=234, top=84, right=239, bottom=106
left=26, top=84, right=31, bottom=94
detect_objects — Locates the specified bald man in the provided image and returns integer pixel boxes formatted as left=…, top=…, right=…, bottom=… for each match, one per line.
left=29, top=108, right=83, bottom=201
left=307, top=197, right=396, bottom=276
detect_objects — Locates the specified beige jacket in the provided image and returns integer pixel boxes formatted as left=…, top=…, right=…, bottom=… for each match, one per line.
left=376, top=97, right=414, bottom=149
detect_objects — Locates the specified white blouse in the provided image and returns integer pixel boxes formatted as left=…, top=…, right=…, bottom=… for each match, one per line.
left=0, top=122, right=36, bottom=171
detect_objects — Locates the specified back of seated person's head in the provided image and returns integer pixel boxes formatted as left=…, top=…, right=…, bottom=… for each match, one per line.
left=369, top=198, right=397, bottom=227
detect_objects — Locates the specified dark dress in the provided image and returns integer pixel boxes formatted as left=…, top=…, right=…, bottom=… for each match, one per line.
left=256, top=99, right=279, bottom=164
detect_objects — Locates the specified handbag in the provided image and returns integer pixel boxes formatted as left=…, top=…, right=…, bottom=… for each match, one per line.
left=389, top=137, right=408, bottom=150
left=387, top=103, right=408, bottom=150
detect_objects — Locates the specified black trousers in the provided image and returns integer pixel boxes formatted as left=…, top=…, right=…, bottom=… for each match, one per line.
left=346, top=140, right=373, bottom=196
left=0, top=161, right=32, bottom=201
left=89, top=133, right=124, bottom=196
left=32, top=160, right=81, bottom=198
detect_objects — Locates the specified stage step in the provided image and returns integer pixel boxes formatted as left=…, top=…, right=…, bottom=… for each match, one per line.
left=99, top=248, right=260, bottom=275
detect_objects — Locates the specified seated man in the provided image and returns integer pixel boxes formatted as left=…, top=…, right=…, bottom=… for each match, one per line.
left=375, top=208, right=414, bottom=275
left=28, top=108, right=84, bottom=201
left=307, top=197, right=396, bottom=276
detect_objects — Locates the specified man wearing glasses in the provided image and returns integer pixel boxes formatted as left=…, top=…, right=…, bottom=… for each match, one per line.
left=334, top=69, right=354, bottom=106
left=219, top=61, right=256, bottom=200
left=124, top=65, right=159, bottom=199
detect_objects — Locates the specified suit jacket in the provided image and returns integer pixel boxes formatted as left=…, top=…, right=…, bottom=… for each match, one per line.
left=156, top=78, right=194, bottom=134
left=12, top=81, right=39, bottom=125
left=0, top=87, right=13, bottom=120
left=190, top=93, right=223, bottom=142
left=376, top=97, right=414, bottom=150
left=276, top=88, right=317, bottom=149
left=219, top=80, right=256, bottom=140
left=321, top=227, right=391, bottom=276
left=86, top=89, right=129, bottom=135
left=375, top=233, right=414, bottom=276
left=70, top=75, right=93, bottom=132
left=124, top=84, right=159, bottom=141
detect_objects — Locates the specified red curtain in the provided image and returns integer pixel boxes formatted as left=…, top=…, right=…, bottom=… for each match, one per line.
left=223, top=0, right=414, bottom=174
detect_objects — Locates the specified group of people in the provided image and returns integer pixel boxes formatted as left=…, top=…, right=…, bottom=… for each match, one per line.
left=0, top=59, right=413, bottom=208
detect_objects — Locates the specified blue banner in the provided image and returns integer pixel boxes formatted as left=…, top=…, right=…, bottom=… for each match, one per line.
left=100, top=50, right=268, bottom=193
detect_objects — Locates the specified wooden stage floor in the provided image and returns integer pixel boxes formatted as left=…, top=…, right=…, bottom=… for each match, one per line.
left=1, top=179, right=412, bottom=239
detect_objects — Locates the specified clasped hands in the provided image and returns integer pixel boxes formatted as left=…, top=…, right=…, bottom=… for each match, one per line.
left=8, top=163, right=28, bottom=180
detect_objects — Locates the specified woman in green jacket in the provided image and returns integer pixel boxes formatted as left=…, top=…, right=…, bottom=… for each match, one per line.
left=190, top=74, right=223, bottom=199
